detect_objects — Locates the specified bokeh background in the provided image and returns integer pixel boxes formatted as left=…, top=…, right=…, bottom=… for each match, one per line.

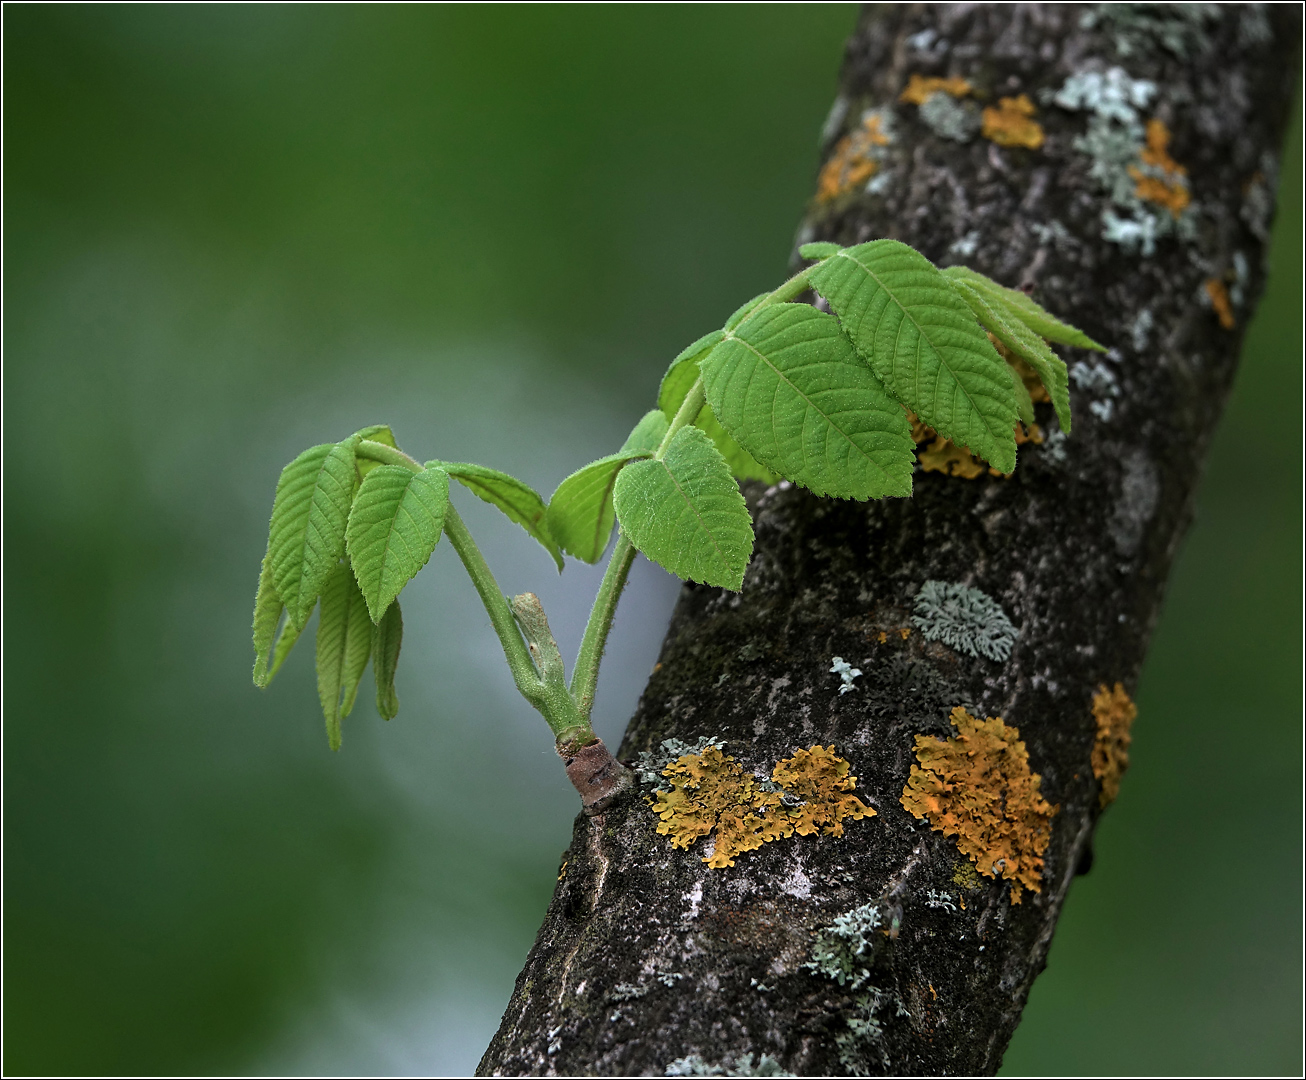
left=3, top=6, right=1300, bottom=1076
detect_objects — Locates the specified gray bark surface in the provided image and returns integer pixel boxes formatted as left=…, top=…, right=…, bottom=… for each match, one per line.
left=480, top=5, right=1299, bottom=1076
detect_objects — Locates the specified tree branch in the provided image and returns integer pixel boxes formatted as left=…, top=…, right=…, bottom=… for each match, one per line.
left=478, top=5, right=1300, bottom=1075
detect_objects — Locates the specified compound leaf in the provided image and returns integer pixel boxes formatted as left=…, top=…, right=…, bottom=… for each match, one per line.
left=373, top=599, right=403, bottom=720
left=346, top=464, right=450, bottom=623
left=621, top=409, right=670, bottom=455
left=658, top=329, right=725, bottom=420
left=315, top=562, right=373, bottom=750
left=695, top=404, right=781, bottom=483
left=547, top=451, right=647, bottom=563
left=946, top=272, right=1072, bottom=432
left=699, top=302, right=915, bottom=499
left=269, top=439, right=360, bottom=629
left=613, top=425, right=753, bottom=590
left=943, top=265, right=1105, bottom=351
left=808, top=239, right=1018, bottom=473
left=432, top=461, right=561, bottom=570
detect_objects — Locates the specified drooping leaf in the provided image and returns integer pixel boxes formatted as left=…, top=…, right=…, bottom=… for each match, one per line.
left=1009, top=363, right=1036, bottom=426
left=621, top=410, right=670, bottom=455
left=724, top=292, right=770, bottom=331
left=808, top=239, right=1018, bottom=473
left=946, top=273, right=1072, bottom=432
left=695, top=404, right=781, bottom=483
left=373, top=599, right=403, bottom=720
left=943, top=265, right=1105, bottom=351
left=546, top=451, right=647, bottom=563
left=613, top=425, right=754, bottom=590
left=346, top=464, right=450, bottom=623
left=252, top=548, right=282, bottom=688
left=269, top=440, right=361, bottom=629
left=268, top=609, right=304, bottom=683
left=353, top=425, right=398, bottom=478
left=699, top=302, right=915, bottom=499
left=431, top=461, right=561, bottom=570
left=658, top=329, right=725, bottom=420
left=799, top=241, right=843, bottom=260
left=315, top=562, right=373, bottom=750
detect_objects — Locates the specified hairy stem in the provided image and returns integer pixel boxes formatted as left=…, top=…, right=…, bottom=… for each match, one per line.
left=571, top=533, right=637, bottom=719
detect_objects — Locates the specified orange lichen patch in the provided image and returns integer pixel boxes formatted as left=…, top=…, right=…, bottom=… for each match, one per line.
left=918, top=422, right=1041, bottom=481
left=771, top=745, right=876, bottom=838
left=919, top=436, right=987, bottom=479
left=981, top=95, right=1043, bottom=149
left=817, top=113, right=891, bottom=203
left=651, top=745, right=873, bottom=869
left=1130, top=171, right=1191, bottom=216
left=1205, top=278, right=1235, bottom=329
left=1128, top=118, right=1190, bottom=217
left=873, top=627, right=912, bottom=645
left=1091, top=683, right=1136, bottom=808
left=1139, top=118, right=1186, bottom=177
left=901, top=706, right=1057, bottom=903
left=905, top=410, right=935, bottom=445
left=899, top=74, right=972, bottom=105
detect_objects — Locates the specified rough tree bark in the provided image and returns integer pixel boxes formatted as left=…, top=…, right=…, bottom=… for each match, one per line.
left=480, top=6, right=1299, bottom=1076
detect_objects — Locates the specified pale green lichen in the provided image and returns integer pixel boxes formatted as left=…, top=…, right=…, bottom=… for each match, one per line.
left=919, top=92, right=982, bottom=142
left=912, top=580, right=1017, bottom=662
left=1052, top=67, right=1197, bottom=254
left=804, top=901, right=884, bottom=989
left=665, top=1053, right=795, bottom=1077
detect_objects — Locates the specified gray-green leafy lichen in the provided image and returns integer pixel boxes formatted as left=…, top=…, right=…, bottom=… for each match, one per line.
left=803, top=901, right=885, bottom=989
left=1081, top=3, right=1222, bottom=59
left=911, top=580, right=1018, bottom=662
left=665, top=1053, right=796, bottom=1077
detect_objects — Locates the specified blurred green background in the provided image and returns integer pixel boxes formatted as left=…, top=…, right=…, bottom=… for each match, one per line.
left=3, top=6, right=1299, bottom=1076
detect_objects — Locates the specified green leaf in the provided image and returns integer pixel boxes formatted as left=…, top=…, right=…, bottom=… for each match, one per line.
left=269, top=440, right=360, bottom=629
left=695, top=404, right=781, bottom=483
left=613, top=425, right=754, bottom=590
left=432, top=461, right=562, bottom=570
left=658, top=329, right=725, bottom=419
left=252, top=550, right=304, bottom=687
left=315, top=562, right=373, bottom=750
left=620, top=409, right=670, bottom=455
left=799, top=241, right=843, bottom=260
left=546, top=451, right=646, bottom=563
left=1009, top=363, right=1035, bottom=426
left=946, top=274, right=1072, bottom=433
left=252, top=548, right=281, bottom=688
left=373, top=599, right=403, bottom=720
left=268, top=610, right=304, bottom=683
left=724, top=292, right=770, bottom=331
left=699, top=303, right=915, bottom=499
left=346, top=464, right=450, bottom=623
left=942, top=265, right=1105, bottom=351
left=808, top=239, right=1018, bottom=473
left=353, top=425, right=398, bottom=478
